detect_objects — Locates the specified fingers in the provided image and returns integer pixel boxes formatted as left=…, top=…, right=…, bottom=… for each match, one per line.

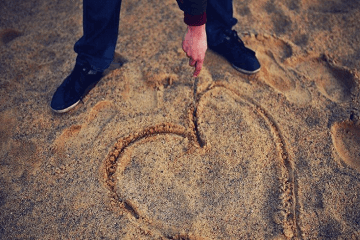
left=188, top=58, right=203, bottom=77
left=193, top=60, right=203, bottom=78
left=189, top=57, right=203, bottom=77
left=183, top=39, right=205, bottom=77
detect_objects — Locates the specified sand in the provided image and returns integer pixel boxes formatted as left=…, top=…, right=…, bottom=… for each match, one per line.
left=1, top=0, right=360, bottom=239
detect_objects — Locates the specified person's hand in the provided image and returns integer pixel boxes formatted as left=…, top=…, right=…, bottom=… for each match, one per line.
left=182, top=24, right=207, bottom=77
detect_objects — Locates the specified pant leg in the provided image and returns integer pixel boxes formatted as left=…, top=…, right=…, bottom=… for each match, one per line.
left=206, top=0, right=237, bottom=47
left=74, top=0, right=122, bottom=71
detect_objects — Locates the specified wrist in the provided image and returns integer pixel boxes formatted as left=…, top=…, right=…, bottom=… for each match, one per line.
left=187, top=24, right=206, bottom=36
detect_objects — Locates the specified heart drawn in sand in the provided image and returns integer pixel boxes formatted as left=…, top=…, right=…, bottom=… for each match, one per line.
left=104, top=82, right=297, bottom=239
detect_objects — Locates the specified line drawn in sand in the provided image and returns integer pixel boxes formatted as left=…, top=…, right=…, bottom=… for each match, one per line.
left=103, top=79, right=298, bottom=239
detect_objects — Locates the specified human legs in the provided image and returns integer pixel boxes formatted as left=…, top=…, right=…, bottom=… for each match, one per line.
left=206, top=0, right=237, bottom=47
left=51, top=0, right=122, bottom=113
left=74, top=0, right=122, bottom=71
left=206, top=0, right=261, bottom=74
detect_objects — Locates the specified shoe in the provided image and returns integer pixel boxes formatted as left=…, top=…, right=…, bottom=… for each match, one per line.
left=209, top=29, right=261, bottom=74
left=50, top=63, right=103, bottom=113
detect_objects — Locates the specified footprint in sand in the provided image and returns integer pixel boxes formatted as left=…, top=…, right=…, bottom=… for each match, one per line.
left=0, top=29, right=22, bottom=45
left=53, top=101, right=118, bottom=157
left=243, top=33, right=312, bottom=105
left=243, top=34, right=357, bottom=104
left=53, top=125, right=82, bottom=157
left=104, top=85, right=297, bottom=239
left=296, top=54, right=357, bottom=103
left=0, top=109, right=39, bottom=178
left=331, top=120, right=360, bottom=172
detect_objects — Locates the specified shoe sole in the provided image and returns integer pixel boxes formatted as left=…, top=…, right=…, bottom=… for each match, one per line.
left=51, top=100, right=81, bottom=113
left=232, top=64, right=261, bottom=75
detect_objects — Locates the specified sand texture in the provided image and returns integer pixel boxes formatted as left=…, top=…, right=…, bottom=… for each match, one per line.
left=1, top=0, right=360, bottom=239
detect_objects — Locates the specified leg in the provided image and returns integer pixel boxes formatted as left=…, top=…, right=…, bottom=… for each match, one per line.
left=74, top=0, right=122, bottom=71
left=51, top=0, right=122, bottom=113
left=206, top=0, right=237, bottom=47
left=206, top=0, right=261, bottom=74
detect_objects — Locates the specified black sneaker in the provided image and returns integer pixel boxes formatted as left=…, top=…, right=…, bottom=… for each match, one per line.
left=209, top=29, right=261, bottom=74
left=50, top=63, right=103, bottom=113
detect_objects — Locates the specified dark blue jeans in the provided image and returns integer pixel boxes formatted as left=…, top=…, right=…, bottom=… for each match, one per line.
left=74, top=0, right=237, bottom=71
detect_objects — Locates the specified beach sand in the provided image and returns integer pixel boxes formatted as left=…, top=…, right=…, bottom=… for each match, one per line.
left=1, top=0, right=360, bottom=239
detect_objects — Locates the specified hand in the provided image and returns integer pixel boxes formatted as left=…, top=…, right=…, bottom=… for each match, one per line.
left=182, top=24, right=207, bottom=77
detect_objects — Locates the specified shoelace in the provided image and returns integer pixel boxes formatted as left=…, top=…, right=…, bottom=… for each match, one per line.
left=225, top=30, right=255, bottom=56
left=61, top=64, right=89, bottom=93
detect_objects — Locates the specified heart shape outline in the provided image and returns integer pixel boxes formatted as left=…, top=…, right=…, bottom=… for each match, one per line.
left=103, top=81, right=298, bottom=239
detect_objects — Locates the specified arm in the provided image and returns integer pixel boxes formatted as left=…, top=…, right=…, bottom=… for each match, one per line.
left=176, top=0, right=208, bottom=77
left=182, top=24, right=207, bottom=77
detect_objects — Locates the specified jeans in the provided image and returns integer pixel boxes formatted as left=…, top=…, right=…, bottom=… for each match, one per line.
left=74, top=0, right=237, bottom=71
